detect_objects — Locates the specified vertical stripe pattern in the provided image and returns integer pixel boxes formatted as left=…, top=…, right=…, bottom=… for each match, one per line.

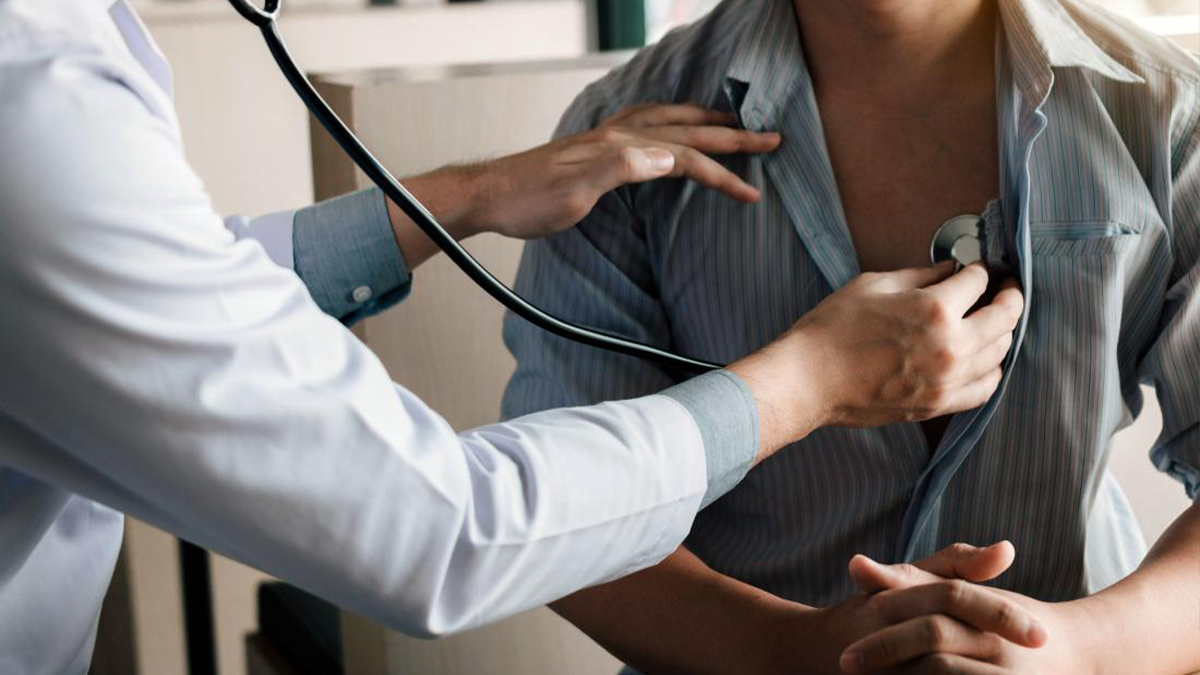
left=503, top=0, right=1200, bottom=610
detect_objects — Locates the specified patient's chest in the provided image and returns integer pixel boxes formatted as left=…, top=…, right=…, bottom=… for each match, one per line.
left=816, top=91, right=1000, bottom=445
left=818, top=92, right=1000, bottom=273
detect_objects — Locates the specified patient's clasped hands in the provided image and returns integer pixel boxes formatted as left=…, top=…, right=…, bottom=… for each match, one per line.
left=767, top=542, right=1081, bottom=675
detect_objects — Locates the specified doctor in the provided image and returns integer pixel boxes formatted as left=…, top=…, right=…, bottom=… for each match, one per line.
left=0, top=0, right=1024, bottom=673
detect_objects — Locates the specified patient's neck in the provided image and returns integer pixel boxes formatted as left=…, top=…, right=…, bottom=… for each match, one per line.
left=792, top=0, right=996, bottom=99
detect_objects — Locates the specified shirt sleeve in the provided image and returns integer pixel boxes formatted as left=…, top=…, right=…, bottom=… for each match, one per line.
left=1141, top=97, right=1200, bottom=502
left=225, top=188, right=412, bottom=325
left=502, top=89, right=758, bottom=508
left=0, top=48, right=715, bottom=637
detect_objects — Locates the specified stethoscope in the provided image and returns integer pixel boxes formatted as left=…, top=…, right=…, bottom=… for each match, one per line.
left=229, top=0, right=986, bottom=374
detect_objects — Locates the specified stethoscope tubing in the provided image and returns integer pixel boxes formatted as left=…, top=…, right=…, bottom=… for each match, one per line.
left=232, top=0, right=720, bottom=375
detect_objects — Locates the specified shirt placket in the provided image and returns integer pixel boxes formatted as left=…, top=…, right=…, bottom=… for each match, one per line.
left=896, top=35, right=1052, bottom=562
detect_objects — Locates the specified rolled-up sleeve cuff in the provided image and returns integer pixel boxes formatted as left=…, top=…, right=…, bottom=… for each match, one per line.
left=661, top=370, right=759, bottom=508
left=1152, top=423, right=1200, bottom=501
left=293, top=187, right=411, bottom=325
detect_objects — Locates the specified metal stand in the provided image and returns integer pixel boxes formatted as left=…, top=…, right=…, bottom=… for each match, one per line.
left=179, top=539, right=217, bottom=675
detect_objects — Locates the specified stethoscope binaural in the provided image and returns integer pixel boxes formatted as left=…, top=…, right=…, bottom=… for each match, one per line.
left=229, top=0, right=986, bottom=374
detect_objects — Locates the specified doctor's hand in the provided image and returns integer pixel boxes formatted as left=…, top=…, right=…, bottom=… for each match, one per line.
left=727, top=263, right=1023, bottom=461
left=385, top=102, right=781, bottom=269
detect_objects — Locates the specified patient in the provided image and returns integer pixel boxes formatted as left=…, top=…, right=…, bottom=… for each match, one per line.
left=502, top=0, right=1200, bottom=672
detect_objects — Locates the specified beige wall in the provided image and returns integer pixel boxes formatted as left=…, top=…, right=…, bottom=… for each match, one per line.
left=122, top=5, right=588, bottom=675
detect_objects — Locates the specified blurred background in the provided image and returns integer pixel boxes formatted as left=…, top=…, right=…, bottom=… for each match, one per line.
left=94, top=2, right=1199, bottom=675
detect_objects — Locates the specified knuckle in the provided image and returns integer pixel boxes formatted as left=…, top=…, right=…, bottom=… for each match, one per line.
left=993, top=599, right=1018, bottom=628
left=923, top=616, right=950, bottom=648
left=982, top=632, right=1005, bottom=657
left=946, top=542, right=974, bottom=558
left=931, top=345, right=958, bottom=372
left=924, top=297, right=952, bottom=328
left=595, top=127, right=624, bottom=144
left=921, top=384, right=951, bottom=412
left=938, top=580, right=968, bottom=608
left=857, top=271, right=883, bottom=286
left=562, top=190, right=594, bottom=221
left=615, top=146, right=642, bottom=174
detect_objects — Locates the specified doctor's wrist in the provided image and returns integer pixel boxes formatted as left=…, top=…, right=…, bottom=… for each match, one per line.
left=384, top=165, right=488, bottom=270
left=727, top=330, right=828, bottom=464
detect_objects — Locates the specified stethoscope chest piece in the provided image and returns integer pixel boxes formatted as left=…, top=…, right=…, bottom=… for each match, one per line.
left=930, top=214, right=984, bottom=267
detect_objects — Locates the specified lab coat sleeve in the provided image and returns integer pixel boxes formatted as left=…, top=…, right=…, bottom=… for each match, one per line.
left=1141, top=98, right=1200, bottom=502
left=0, top=49, right=711, bottom=636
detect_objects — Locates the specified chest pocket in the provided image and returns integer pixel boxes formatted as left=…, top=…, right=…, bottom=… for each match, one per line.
left=1019, top=222, right=1142, bottom=462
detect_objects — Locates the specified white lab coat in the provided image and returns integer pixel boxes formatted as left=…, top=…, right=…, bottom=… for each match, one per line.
left=0, top=2, right=723, bottom=672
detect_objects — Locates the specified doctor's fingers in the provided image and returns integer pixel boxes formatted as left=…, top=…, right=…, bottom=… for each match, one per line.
left=952, top=332, right=1013, bottom=387
left=864, top=262, right=957, bottom=293
left=632, top=124, right=782, bottom=155
left=962, top=279, right=1024, bottom=344
left=840, top=615, right=1005, bottom=673
left=581, top=142, right=760, bottom=203
left=602, top=102, right=738, bottom=128
left=868, top=582, right=1047, bottom=650
left=938, top=366, right=1003, bottom=416
left=921, top=264, right=991, bottom=319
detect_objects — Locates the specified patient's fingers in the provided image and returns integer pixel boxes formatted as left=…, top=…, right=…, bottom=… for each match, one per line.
left=637, top=124, right=781, bottom=154
left=849, top=541, right=1016, bottom=594
left=609, top=102, right=738, bottom=128
left=841, top=615, right=1005, bottom=673
left=872, top=581, right=1047, bottom=649
left=923, top=263, right=990, bottom=318
left=896, top=654, right=1010, bottom=674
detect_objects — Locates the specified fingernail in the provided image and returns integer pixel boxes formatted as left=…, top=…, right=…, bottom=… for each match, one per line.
left=645, top=148, right=674, bottom=172
left=840, top=650, right=864, bottom=672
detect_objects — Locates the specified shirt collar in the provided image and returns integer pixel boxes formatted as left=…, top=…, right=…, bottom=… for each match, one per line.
left=723, top=0, right=1143, bottom=125
left=997, top=0, right=1142, bottom=106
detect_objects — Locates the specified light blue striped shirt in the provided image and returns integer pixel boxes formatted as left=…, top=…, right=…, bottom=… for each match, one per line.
left=503, top=0, right=1200, bottom=608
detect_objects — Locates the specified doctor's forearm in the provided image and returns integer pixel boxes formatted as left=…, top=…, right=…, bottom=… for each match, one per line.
left=1069, top=503, right=1200, bottom=675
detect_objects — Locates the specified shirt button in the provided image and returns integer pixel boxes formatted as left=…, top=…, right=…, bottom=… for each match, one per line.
left=351, top=285, right=373, bottom=304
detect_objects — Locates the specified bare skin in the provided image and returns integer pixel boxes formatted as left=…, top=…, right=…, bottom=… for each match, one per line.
left=802, top=0, right=1001, bottom=449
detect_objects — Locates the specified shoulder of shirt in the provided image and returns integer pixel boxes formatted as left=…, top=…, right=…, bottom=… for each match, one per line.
left=555, top=0, right=756, bottom=137
left=1061, top=0, right=1198, bottom=89
left=1061, top=0, right=1200, bottom=155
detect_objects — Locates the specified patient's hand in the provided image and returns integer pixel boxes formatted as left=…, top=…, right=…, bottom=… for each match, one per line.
left=766, top=543, right=1047, bottom=675
left=838, top=547, right=1089, bottom=675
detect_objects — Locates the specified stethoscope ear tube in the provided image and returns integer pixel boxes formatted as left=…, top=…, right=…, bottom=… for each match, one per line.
left=227, top=0, right=278, bottom=26
left=237, top=4, right=720, bottom=374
